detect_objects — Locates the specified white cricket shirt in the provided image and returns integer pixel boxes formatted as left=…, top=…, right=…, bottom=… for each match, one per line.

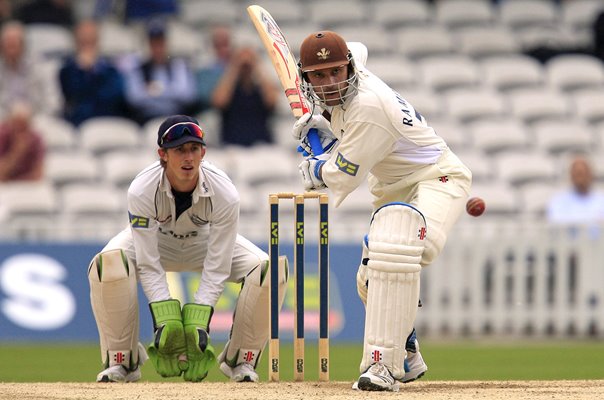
left=126, top=160, right=239, bottom=306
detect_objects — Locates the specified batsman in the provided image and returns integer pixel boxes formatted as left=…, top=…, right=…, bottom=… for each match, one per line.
left=88, top=115, right=288, bottom=383
left=293, top=32, right=472, bottom=391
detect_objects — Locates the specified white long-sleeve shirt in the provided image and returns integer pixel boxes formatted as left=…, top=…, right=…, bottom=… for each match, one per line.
left=126, top=160, right=239, bottom=306
left=322, top=64, right=454, bottom=207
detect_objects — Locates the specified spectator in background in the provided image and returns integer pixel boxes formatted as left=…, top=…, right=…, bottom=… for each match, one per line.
left=196, top=25, right=232, bottom=111
left=124, top=19, right=197, bottom=125
left=208, top=43, right=278, bottom=146
left=14, top=0, right=74, bottom=28
left=0, top=21, right=46, bottom=118
left=0, top=0, right=12, bottom=25
left=59, top=19, right=126, bottom=126
left=0, top=102, right=45, bottom=182
left=547, top=155, right=604, bottom=224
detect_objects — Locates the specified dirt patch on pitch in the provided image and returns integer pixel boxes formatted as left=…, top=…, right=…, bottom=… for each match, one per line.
left=1, top=381, right=604, bottom=400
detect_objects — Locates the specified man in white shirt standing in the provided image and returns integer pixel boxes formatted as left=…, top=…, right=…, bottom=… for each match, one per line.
left=294, top=31, right=472, bottom=391
left=548, top=155, right=604, bottom=225
left=88, top=115, right=287, bottom=383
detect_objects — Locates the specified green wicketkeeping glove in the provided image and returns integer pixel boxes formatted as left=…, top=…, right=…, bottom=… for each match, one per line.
left=147, top=299, right=188, bottom=377
left=182, top=303, right=216, bottom=382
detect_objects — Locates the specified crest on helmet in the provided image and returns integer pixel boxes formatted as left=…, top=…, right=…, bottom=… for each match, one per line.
left=317, top=48, right=330, bottom=60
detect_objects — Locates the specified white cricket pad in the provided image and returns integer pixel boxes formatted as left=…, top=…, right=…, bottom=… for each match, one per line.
left=219, top=256, right=288, bottom=368
left=360, top=203, right=426, bottom=380
left=88, top=249, right=141, bottom=370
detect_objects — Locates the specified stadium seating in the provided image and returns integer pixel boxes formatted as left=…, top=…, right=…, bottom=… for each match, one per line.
left=99, top=20, right=141, bottom=58
left=468, top=119, right=530, bottom=154
left=25, top=23, right=74, bottom=60
left=373, top=0, right=432, bottom=29
left=418, top=55, right=481, bottom=92
left=180, top=0, right=240, bottom=26
left=495, top=151, right=559, bottom=186
left=79, top=117, right=142, bottom=155
left=507, top=88, right=572, bottom=124
left=429, top=118, right=468, bottom=152
left=434, top=0, right=495, bottom=31
left=251, top=0, right=307, bottom=25
left=444, top=87, right=507, bottom=123
left=572, top=89, right=604, bottom=124
left=479, top=55, right=545, bottom=92
left=394, top=25, right=456, bottom=59
left=531, top=119, right=594, bottom=154
left=366, top=55, right=419, bottom=87
left=546, top=54, right=604, bottom=92
left=99, top=150, right=157, bottom=189
left=44, top=151, right=101, bottom=186
left=309, top=0, right=368, bottom=29
left=33, top=115, right=77, bottom=151
left=6, top=0, right=604, bottom=242
left=455, top=26, right=521, bottom=59
left=499, top=0, right=559, bottom=30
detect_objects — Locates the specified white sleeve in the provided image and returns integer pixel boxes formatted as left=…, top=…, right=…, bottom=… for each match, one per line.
left=322, top=120, right=394, bottom=207
left=193, top=196, right=240, bottom=307
left=127, top=191, right=171, bottom=303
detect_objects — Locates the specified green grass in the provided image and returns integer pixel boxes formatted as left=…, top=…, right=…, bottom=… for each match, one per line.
left=1, top=341, right=604, bottom=382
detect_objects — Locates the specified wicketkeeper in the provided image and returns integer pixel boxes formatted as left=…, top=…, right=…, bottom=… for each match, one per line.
left=88, top=115, right=288, bottom=383
left=293, top=32, right=472, bottom=391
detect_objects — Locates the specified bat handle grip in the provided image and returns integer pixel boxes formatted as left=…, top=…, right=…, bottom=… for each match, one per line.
left=307, top=128, right=324, bottom=156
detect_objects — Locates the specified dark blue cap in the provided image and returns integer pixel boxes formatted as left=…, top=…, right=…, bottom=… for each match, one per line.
left=157, top=115, right=206, bottom=148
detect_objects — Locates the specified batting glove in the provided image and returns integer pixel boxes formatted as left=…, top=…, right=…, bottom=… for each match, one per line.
left=292, top=112, right=332, bottom=141
left=298, top=153, right=330, bottom=191
left=293, top=112, right=336, bottom=156
left=182, top=303, right=216, bottom=382
left=298, top=135, right=338, bottom=157
left=147, top=299, right=188, bottom=377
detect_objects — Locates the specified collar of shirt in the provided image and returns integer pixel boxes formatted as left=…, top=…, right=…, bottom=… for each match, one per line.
left=158, top=165, right=215, bottom=203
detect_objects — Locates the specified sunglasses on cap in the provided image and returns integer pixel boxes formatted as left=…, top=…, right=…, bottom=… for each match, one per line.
left=159, top=122, right=206, bottom=147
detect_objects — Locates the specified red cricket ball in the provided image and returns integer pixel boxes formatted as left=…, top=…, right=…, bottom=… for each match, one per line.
left=466, top=197, right=485, bottom=217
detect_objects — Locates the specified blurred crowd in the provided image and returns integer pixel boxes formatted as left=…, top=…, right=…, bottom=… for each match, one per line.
left=2, top=0, right=604, bottom=228
left=0, top=0, right=280, bottom=183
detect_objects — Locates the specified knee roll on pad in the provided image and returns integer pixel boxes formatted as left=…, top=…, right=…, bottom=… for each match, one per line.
left=88, top=249, right=141, bottom=370
left=367, top=202, right=426, bottom=273
left=221, top=256, right=288, bottom=368
left=361, top=203, right=426, bottom=380
left=88, top=248, right=131, bottom=283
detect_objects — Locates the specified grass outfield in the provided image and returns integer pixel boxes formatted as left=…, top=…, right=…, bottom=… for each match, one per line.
left=1, top=341, right=604, bottom=382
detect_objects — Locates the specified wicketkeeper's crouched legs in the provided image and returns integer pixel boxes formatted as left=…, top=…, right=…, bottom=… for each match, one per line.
left=218, top=256, right=288, bottom=382
left=88, top=249, right=147, bottom=382
left=357, top=203, right=426, bottom=391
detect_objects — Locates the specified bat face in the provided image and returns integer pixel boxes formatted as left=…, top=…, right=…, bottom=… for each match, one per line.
left=260, top=12, right=293, bottom=78
left=248, top=5, right=310, bottom=117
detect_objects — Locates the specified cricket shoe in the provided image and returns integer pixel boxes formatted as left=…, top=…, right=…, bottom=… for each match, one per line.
left=219, top=362, right=259, bottom=382
left=403, top=328, right=428, bottom=383
left=96, top=343, right=148, bottom=383
left=354, top=363, right=400, bottom=392
left=96, top=365, right=141, bottom=383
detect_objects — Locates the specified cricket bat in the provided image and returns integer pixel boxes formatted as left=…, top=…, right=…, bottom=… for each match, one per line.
left=247, top=4, right=323, bottom=156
